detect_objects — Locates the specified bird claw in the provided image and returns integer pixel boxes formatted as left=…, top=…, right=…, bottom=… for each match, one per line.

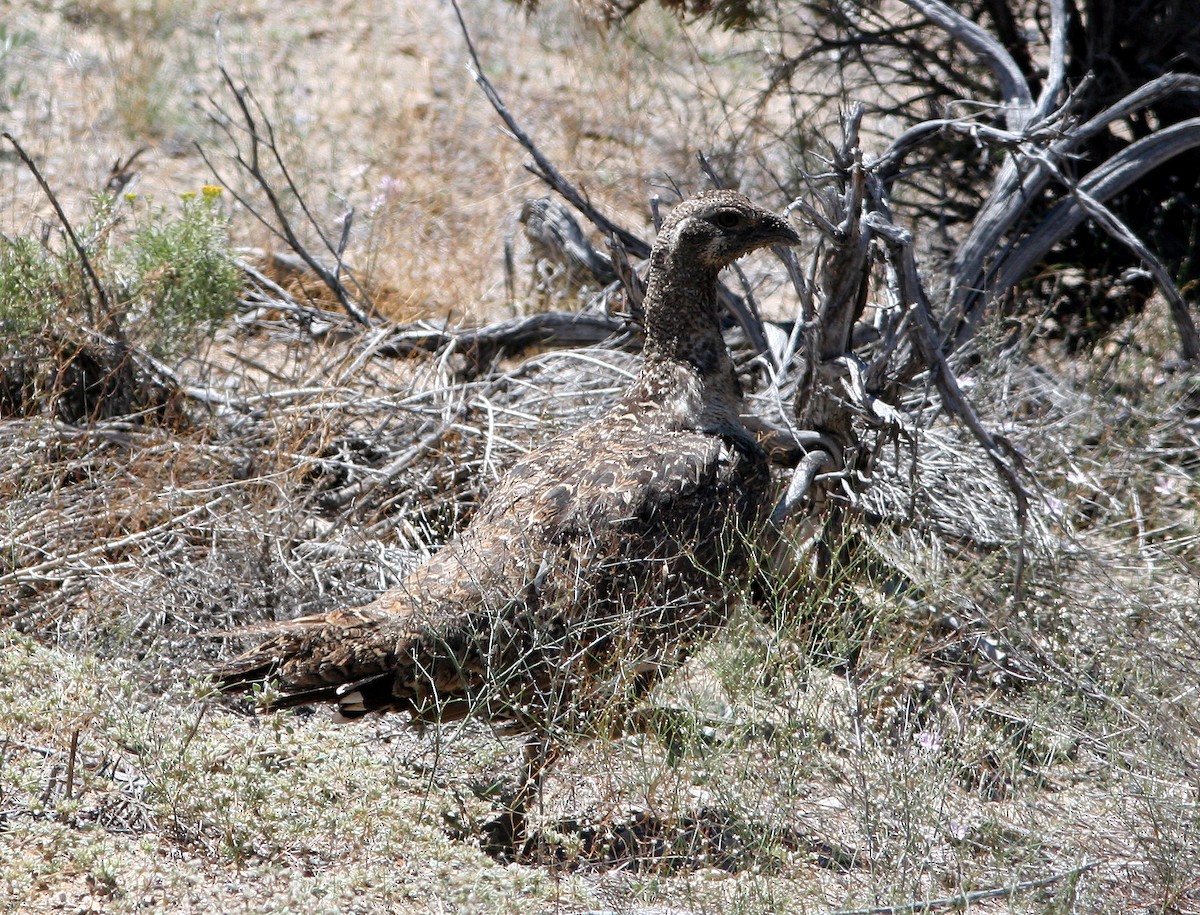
left=479, top=805, right=528, bottom=861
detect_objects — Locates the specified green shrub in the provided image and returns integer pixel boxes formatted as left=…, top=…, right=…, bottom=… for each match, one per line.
left=0, top=235, right=65, bottom=336
left=122, top=186, right=242, bottom=354
left=0, top=187, right=242, bottom=418
left=1, top=187, right=240, bottom=350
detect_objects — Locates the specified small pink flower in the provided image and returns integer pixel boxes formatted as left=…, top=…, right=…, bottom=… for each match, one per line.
left=916, top=730, right=942, bottom=752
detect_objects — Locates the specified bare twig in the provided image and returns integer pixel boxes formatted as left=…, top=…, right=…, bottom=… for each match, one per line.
left=832, top=860, right=1097, bottom=915
left=450, top=1, right=777, bottom=364
left=1037, top=158, right=1199, bottom=361
left=233, top=257, right=354, bottom=329
left=868, top=210, right=1030, bottom=598
left=951, top=85, right=1200, bottom=345
left=519, top=197, right=619, bottom=290
left=770, top=450, right=831, bottom=527
left=3, top=133, right=113, bottom=333
left=0, top=500, right=216, bottom=588
left=897, top=0, right=1033, bottom=125
left=64, top=729, right=79, bottom=803
left=376, top=311, right=630, bottom=363
left=1031, top=0, right=1068, bottom=122
left=605, top=234, right=645, bottom=321
left=448, top=0, right=649, bottom=259
left=967, top=117, right=1200, bottom=351
left=198, top=25, right=373, bottom=326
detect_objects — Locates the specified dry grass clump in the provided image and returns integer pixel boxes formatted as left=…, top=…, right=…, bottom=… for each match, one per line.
left=0, top=320, right=636, bottom=912
left=0, top=628, right=573, bottom=914
left=4, top=275, right=1199, bottom=914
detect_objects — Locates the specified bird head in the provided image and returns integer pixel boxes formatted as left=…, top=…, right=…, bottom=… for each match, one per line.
left=652, top=189, right=801, bottom=271
left=632, top=190, right=802, bottom=418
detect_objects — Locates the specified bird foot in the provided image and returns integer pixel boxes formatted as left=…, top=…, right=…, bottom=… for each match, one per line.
left=479, top=803, right=528, bottom=861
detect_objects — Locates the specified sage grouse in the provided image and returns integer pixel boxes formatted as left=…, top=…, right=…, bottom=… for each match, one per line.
left=213, top=190, right=800, bottom=791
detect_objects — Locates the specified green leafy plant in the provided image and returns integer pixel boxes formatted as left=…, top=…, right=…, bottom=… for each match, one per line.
left=121, top=186, right=242, bottom=354
left=0, top=184, right=241, bottom=418
left=0, top=234, right=63, bottom=335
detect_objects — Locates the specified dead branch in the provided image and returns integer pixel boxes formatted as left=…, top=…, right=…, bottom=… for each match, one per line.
left=897, top=0, right=1033, bottom=125
left=373, top=312, right=633, bottom=377
left=832, top=860, right=1097, bottom=915
left=886, top=51, right=1200, bottom=363
left=3, top=133, right=113, bottom=333
left=0, top=499, right=216, bottom=589
left=763, top=104, right=1038, bottom=600
left=519, top=197, right=618, bottom=290
left=1036, top=159, right=1200, bottom=361
left=950, top=73, right=1200, bottom=310
left=790, top=108, right=874, bottom=461
left=605, top=234, right=646, bottom=321
left=233, top=256, right=358, bottom=332
left=752, top=1, right=1200, bottom=365
left=449, top=0, right=772, bottom=364
left=967, top=117, right=1200, bottom=354
left=197, top=26, right=372, bottom=326
left=448, top=0, right=648, bottom=260
left=867, top=210, right=1030, bottom=596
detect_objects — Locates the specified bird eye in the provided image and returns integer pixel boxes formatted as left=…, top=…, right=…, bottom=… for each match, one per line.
left=714, top=209, right=742, bottom=229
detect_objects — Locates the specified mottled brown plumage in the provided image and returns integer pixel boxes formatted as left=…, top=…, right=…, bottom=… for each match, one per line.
left=212, top=191, right=800, bottom=743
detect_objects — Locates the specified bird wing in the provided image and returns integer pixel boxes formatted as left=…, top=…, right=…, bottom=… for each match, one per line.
left=211, top=416, right=766, bottom=718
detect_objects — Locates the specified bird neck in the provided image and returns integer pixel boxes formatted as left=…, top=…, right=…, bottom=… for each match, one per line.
left=640, top=247, right=722, bottom=367
left=626, top=251, right=743, bottom=432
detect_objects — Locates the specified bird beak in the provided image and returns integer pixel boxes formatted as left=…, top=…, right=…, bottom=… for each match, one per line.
left=763, top=215, right=802, bottom=247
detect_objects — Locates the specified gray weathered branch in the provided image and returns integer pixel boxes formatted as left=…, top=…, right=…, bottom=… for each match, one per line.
left=898, top=0, right=1032, bottom=126
left=949, top=75, right=1200, bottom=340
